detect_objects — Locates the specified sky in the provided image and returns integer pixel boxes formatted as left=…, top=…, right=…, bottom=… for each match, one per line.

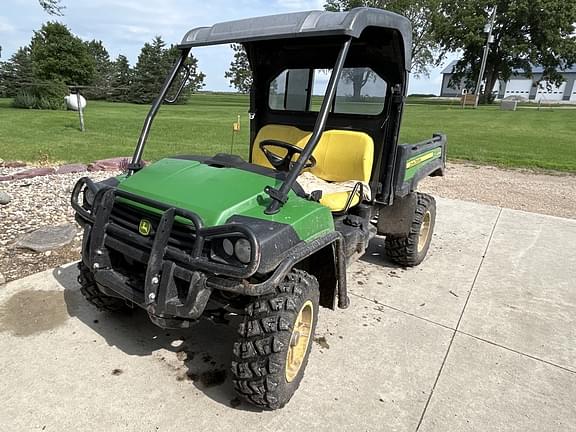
left=0, top=0, right=451, bottom=95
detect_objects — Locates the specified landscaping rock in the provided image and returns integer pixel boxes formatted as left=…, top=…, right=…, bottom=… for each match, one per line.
left=0, top=191, right=11, bottom=205
left=15, top=224, right=78, bottom=252
left=11, top=167, right=56, bottom=180
left=0, top=272, right=5, bottom=286
left=88, top=157, right=131, bottom=172
left=56, top=164, right=87, bottom=175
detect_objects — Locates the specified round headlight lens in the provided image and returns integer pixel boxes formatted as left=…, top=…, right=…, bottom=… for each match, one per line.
left=222, top=238, right=234, bottom=256
left=83, top=187, right=95, bottom=207
left=234, top=238, right=252, bottom=264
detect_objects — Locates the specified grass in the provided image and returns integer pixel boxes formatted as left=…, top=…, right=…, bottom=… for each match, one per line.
left=0, top=94, right=574, bottom=172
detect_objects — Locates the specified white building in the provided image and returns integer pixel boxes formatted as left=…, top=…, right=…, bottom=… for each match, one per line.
left=440, top=60, right=576, bottom=102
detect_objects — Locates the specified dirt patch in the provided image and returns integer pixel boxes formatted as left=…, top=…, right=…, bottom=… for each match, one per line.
left=314, top=336, right=330, bottom=349
left=187, top=369, right=228, bottom=388
left=0, top=290, right=68, bottom=336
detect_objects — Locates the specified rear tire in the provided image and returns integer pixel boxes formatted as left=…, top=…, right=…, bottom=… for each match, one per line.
left=77, top=263, right=133, bottom=313
left=231, top=269, right=319, bottom=410
left=385, top=193, right=436, bottom=267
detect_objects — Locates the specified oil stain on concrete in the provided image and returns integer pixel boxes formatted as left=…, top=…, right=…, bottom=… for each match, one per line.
left=0, top=290, right=69, bottom=337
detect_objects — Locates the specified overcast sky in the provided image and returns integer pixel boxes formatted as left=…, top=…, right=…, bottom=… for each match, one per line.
left=1, top=0, right=451, bottom=94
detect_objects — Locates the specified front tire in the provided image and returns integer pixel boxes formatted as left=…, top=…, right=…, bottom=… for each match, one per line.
left=231, top=269, right=319, bottom=410
left=385, top=193, right=436, bottom=267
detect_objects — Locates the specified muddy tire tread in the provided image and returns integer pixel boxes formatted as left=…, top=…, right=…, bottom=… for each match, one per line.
left=385, top=192, right=436, bottom=267
left=231, top=269, right=319, bottom=410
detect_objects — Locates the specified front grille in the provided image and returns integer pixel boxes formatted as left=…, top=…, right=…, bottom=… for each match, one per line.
left=109, top=202, right=197, bottom=253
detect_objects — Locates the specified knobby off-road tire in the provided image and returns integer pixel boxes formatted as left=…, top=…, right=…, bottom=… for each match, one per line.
left=232, top=269, right=320, bottom=410
left=78, top=263, right=133, bottom=313
left=385, top=193, right=436, bottom=267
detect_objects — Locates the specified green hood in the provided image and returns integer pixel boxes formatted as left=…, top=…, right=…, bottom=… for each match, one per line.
left=116, top=158, right=333, bottom=241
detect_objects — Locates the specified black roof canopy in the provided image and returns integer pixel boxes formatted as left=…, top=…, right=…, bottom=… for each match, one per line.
left=179, top=7, right=412, bottom=70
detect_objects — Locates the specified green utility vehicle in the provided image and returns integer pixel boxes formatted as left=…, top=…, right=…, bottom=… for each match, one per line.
left=71, top=7, right=446, bottom=409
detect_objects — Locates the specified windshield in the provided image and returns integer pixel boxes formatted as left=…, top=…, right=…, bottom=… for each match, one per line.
left=269, top=67, right=387, bottom=115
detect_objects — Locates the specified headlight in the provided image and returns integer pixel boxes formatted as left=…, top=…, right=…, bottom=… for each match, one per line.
left=222, top=238, right=234, bottom=256
left=234, top=238, right=252, bottom=264
left=84, top=186, right=95, bottom=207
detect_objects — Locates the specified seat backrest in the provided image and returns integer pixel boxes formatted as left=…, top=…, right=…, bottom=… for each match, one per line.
left=252, top=124, right=374, bottom=183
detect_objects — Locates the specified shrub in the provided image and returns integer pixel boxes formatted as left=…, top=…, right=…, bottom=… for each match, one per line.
left=12, top=90, right=37, bottom=109
left=12, top=80, right=68, bottom=110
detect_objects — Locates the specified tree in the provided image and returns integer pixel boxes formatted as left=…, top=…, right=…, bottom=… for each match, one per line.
left=343, top=68, right=376, bottom=99
left=324, top=0, right=441, bottom=77
left=30, top=22, right=95, bottom=85
left=108, top=54, right=132, bottom=102
left=0, top=46, right=34, bottom=97
left=38, top=0, right=64, bottom=15
left=225, top=44, right=253, bottom=93
left=129, top=37, right=167, bottom=104
left=432, top=0, right=576, bottom=103
left=84, top=39, right=113, bottom=99
left=164, top=45, right=205, bottom=102
left=130, top=36, right=205, bottom=104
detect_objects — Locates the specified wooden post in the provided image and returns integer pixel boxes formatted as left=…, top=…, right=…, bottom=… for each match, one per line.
left=76, top=91, right=85, bottom=132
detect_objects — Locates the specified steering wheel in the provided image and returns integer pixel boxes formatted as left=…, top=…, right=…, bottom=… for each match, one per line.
left=259, top=140, right=317, bottom=172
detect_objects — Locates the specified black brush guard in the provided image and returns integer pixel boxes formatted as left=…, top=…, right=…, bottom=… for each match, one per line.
left=72, top=179, right=261, bottom=326
left=72, top=178, right=350, bottom=327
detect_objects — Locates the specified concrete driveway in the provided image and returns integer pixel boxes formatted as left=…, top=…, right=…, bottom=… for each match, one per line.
left=1, top=198, right=575, bottom=431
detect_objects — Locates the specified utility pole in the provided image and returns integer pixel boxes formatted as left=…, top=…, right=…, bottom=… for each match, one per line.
left=475, top=5, right=497, bottom=107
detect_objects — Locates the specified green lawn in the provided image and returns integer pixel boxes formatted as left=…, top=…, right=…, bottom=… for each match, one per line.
left=0, top=94, right=574, bottom=172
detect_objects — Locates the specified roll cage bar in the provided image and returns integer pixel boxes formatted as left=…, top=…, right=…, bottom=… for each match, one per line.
left=128, top=8, right=412, bottom=212
left=129, top=38, right=354, bottom=214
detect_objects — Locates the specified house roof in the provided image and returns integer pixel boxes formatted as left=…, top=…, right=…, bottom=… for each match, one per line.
left=441, top=59, right=576, bottom=75
left=178, top=8, right=413, bottom=70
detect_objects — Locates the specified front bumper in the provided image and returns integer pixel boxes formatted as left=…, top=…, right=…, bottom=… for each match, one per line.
left=72, top=178, right=263, bottom=326
left=72, top=178, right=350, bottom=326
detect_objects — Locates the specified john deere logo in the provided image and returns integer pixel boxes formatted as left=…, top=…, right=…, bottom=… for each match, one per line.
left=138, top=219, right=152, bottom=236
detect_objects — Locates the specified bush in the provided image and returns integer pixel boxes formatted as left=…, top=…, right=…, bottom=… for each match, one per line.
left=12, top=90, right=37, bottom=109
left=12, top=80, right=68, bottom=110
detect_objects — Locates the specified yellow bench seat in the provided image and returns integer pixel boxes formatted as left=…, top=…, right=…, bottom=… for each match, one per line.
left=252, top=124, right=374, bottom=212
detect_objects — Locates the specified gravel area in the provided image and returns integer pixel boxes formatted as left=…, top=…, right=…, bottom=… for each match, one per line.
left=0, top=162, right=574, bottom=283
left=420, top=162, right=576, bottom=219
left=0, top=167, right=120, bottom=283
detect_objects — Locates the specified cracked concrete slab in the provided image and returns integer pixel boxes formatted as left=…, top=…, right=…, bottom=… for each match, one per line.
left=353, top=198, right=500, bottom=328
left=459, top=208, right=576, bottom=371
left=1, top=198, right=575, bottom=431
left=418, top=333, right=576, bottom=432
left=0, top=264, right=452, bottom=431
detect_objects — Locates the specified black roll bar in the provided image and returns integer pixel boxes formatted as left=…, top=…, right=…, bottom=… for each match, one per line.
left=129, top=48, right=192, bottom=174
left=264, top=37, right=353, bottom=215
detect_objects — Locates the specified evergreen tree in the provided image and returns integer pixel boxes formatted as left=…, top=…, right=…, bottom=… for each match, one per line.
left=164, top=45, right=205, bottom=103
left=0, top=46, right=34, bottom=97
left=224, top=44, right=252, bottom=93
left=130, top=36, right=205, bottom=104
left=30, top=21, right=95, bottom=85
left=129, top=36, right=169, bottom=104
left=108, top=54, right=132, bottom=102
left=84, top=39, right=112, bottom=100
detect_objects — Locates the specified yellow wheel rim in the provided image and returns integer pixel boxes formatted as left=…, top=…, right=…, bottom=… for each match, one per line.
left=285, top=300, right=314, bottom=383
left=418, top=211, right=432, bottom=253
